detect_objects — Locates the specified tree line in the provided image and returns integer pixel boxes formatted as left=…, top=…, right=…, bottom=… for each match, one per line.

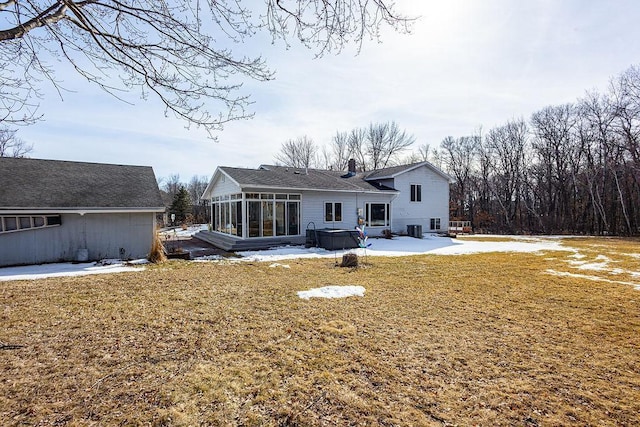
left=274, top=120, right=419, bottom=171
left=159, top=175, right=210, bottom=226
left=436, top=65, right=640, bottom=236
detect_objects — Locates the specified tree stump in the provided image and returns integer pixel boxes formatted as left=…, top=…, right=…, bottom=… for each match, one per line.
left=340, top=253, right=359, bottom=267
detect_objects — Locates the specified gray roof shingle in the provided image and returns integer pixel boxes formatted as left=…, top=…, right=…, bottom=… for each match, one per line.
left=220, top=165, right=397, bottom=193
left=0, top=158, right=164, bottom=210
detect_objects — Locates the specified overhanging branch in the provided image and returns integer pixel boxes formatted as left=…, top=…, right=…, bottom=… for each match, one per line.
left=0, top=1, right=69, bottom=41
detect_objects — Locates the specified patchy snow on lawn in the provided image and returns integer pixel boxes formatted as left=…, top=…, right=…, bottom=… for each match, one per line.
left=298, top=285, right=366, bottom=300
left=237, top=234, right=571, bottom=262
left=2, top=234, right=636, bottom=289
left=0, top=260, right=146, bottom=282
left=269, top=263, right=291, bottom=269
left=546, top=269, right=640, bottom=291
left=160, top=224, right=208, bottom=239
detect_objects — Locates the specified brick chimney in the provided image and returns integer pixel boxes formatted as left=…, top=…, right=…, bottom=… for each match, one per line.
left=348, top=158, right=356, bottom=173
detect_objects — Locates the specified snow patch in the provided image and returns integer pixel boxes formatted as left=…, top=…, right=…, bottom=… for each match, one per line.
left=546, top=269, right=640, bottom=290
left=193, top=255, right=223, bottom=261
left=0, top=260, right=146, bottom=282
left=237, top=235, right=571, bottom=263
left=298, top=285, right=366, bottom=300
left=269, top=263, right=291, bottom=269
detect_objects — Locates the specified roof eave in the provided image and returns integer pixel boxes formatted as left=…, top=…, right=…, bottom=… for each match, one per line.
left=0, top=207, right=166, bottom=214
left=201, top=167, right=241, bottom=200
left=238, top=184, right=399, bottom=194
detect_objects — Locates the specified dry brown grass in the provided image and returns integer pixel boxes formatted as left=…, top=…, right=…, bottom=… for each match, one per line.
left=1, top=238, right=639, bottom=426
left=148, top=232, right=168, bottom=264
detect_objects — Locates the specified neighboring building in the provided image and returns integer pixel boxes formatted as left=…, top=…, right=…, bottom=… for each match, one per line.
left=0, top=158, right=165, bottom=267
left=198, top=160, right=452, bottom=250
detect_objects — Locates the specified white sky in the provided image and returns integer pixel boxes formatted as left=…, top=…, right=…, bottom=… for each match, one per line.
left=16, top=0, right=640, bottom=181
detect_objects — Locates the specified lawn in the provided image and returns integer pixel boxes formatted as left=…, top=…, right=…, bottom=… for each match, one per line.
left=1, top=237, right=639, bottom=426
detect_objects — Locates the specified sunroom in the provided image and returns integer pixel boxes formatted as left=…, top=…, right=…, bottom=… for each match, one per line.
left=211, top=192, right=301, bottom=239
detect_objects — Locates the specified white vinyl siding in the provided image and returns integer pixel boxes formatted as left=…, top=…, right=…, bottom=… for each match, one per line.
left=0, top=212, right=156, bottom=267
left=209, top=173, right=242, bottom=199
left=389, top=165, right=450, bottom=234
left=300, top=192, right=392, bottom=232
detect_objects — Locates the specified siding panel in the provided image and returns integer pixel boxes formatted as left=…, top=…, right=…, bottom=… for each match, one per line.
left=391, top=166, right=450, bottom=234
left=0, top=212, right=155, bottom=267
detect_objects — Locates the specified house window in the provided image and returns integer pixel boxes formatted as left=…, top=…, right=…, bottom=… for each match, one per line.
left=410, top=184, right=422, bottom=202
left=0, top=215, right=62, bottom=234
left=365, top=203, right=390, bottom=227
left=223, top=192, right=300, bottom=238
left=324, top=202, right=342, bottom=222
left=430, top=218, right=441, bottom=230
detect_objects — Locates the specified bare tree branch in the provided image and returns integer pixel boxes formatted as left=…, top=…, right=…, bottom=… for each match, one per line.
left=0, top=127, right=33, bottom=157
left=0, top=1, right=412, bottom=133
left=274, top=135, right=318, bottom=168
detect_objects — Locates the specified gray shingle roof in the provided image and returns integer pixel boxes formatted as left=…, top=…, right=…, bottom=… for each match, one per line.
left=364, top=161, right=453, bottom=181
left=219, top=165, right=398, bottom=193
left=362, top=162, right=422, bottom=179
left=0, top=158, right=164, bottom=210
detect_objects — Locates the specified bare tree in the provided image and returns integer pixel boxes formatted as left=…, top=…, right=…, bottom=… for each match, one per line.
left=162, top=174, right=182, bottom=202
left=530, top=104, right=579, bottom=233
left=416, top=142, right=433, bottom=162
left=400, top=150, right=423, bottom=164
left=481, top=119, right=529, bottom=232
left=0, top=1, right=410, bottom=130
left=336, top=121, right=415, bottom=171
left=188, top=175, right=210, bottom=223
left=0, top=127, right=33, bottom=157
left=607, top=69, right=640, bottom=235
left=325, top=131, right=353, bottom=170
left=576, top=91, right=617, bottom=234
left=440, top=134, right=480, bottom=221
left=365, top=121, right=415, bottom=169
left=610, top=65, right=640, bottom=170
left=347, top=127, right=368, bottom=171
left=274, top=136, right=318, bottom=168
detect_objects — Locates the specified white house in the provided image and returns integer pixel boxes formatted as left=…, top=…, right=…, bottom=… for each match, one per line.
left=0, top=158, right=165, bottom=267
left=197, top=160, right=452, bottom=251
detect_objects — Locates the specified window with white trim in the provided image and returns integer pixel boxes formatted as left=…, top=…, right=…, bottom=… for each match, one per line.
left=410, top=184, right=422, bottom=202
left=324, top=202, right=342, bottom=222
left=365, top=203, right=390, bottom=227
left=430, top=218, right=441, bottom=230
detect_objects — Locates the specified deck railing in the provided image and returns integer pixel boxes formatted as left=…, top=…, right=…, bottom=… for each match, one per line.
left=449, top=220, right=472, bottom=234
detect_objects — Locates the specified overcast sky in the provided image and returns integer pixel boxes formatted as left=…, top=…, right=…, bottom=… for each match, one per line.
left=17, top=0, right=640, bottom=182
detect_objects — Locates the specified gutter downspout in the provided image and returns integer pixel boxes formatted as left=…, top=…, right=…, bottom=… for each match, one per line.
left=389, top=192, right=399, bottom=233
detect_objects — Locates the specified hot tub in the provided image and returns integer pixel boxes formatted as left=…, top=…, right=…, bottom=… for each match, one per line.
left=305, top=228, right=360, bottom=250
